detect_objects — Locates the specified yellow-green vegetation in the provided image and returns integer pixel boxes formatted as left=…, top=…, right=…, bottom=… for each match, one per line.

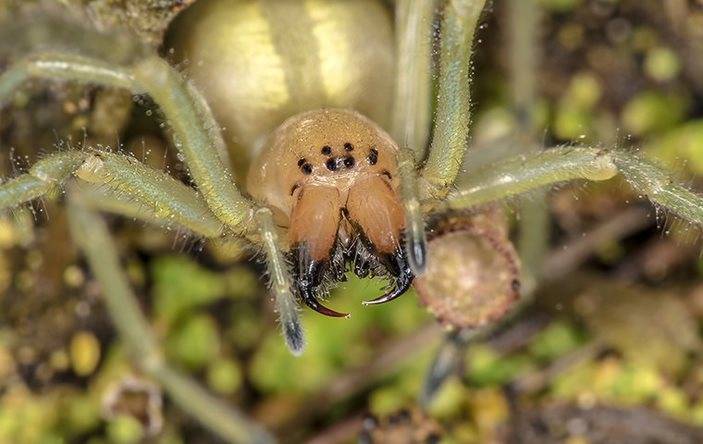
left=4, top=0, right=703, bottom=443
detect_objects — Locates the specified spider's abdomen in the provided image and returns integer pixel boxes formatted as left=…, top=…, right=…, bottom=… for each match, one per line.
left=168, top=0, right=394, bottom=176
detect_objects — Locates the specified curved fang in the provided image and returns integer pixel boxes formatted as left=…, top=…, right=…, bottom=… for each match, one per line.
left=294, top=245, right=349, bottom=318
left=300, top=286, right=349, bottom=318
left=362, top=278, right=413, bottom=305
left=363, top=249, right=414, bottom=306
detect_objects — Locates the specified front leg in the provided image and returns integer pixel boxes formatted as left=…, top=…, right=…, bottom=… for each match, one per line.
left=2, top=51, right=255, bottom=231
left=420, top=0, right=488, bottom=196
left=440, top=146, right=703, bottom=229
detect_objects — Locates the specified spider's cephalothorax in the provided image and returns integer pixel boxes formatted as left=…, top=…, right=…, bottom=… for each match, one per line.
left=247, top=109, right=413, bottom=317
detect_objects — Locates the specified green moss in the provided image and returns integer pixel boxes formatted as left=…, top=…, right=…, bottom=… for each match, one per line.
left=249, top=274, right=430, bottom=393
left=645, top=47, right=681, bottom=82
left=529, top=321, right=582, bottom=361
left=106, top=414, right=144, bottom=444
left=152, top=256, right=227, bottom=325
left=207, top=358, right=242, bottom=395
left=166, top=314, right=221, bottom=370
left=467, top=345, right=534, bottom=386
left=622, top=91, right=688, bottom=136
left=427, top=378, right=467, bottom=420
left=647, top=120, right=703, bottom=174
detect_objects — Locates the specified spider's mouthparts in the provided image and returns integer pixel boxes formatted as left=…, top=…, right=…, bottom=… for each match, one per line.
left=362, top=249, right=414, bottom=306
left=299, top=284, right=349, bottom=318
left=294, top=247, right=349, bottom=318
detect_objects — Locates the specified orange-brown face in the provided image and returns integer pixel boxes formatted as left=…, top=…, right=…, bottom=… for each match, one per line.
left=247, top=109, right=413, bottom=316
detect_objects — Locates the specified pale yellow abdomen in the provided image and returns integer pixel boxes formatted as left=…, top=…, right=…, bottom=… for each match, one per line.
left=168, top=0, right=395, bottom=177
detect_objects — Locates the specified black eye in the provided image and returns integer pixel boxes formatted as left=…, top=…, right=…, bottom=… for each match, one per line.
left=297, top=158, right=306, bottom=167
left=325, top=158, right=338, bottom=171
left=368, top=148, right=378, bottom=165
left=321, top=146, right=332, bottom=156
left=301, top=163, right=313, bottom=175
left=344, top=156, right=355, bottom=168
left=344, top=142, right=354, bottom=151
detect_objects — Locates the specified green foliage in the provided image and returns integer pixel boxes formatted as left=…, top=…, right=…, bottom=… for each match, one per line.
left=529, top=320, right=582, bottom=361
left=553, top=72, right=602, bottom=140
left=645, top=47, right=681, bottom=82
left=207, top=358, right=242, bottom=395
left=250, top=274, right=431, bottom=393
left=647, top=120, right=703, bottom=174
left=152, top=256, right=257, bottom=326
left=622, top=91, right=688, bottom=137
left=467, top=345, right=534, bottom=386
left=106, top=414, right=144, bottom=444
left=166, top=314, right=221, bottom=371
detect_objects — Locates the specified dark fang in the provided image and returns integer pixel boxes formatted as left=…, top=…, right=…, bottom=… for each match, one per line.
left=363, top=248, right=414, bottom=305
left=295, top=247, right=348, bottom=317
left=301, top=287, right=347, bottom=317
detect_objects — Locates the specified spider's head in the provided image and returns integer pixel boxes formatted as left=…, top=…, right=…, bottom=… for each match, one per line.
left=247, top=109, right=414, bottom=317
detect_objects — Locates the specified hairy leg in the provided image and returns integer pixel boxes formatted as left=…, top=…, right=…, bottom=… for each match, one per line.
left=0, top=150, right=225, bottom=237
left=392, top=0, right=435, bottom=160
left=397, top=149, right=428, bottom=274
left=0, top=38, right=254, bottom=232
left=440, top=147, right=703, bottom=227
left=66, top=191, right=275, bottom=444
left=420, top=0, right=487, bottom=197
left=255, top=207, right=304, bottom=355
left=0, top=151, right=86, bottom=209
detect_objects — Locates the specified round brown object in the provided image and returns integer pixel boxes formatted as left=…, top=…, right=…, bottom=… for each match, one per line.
left=414, top=209, right=521, bottom=329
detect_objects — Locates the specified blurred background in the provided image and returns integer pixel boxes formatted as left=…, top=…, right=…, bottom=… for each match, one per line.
left=2, top=0, right=703, bottom=443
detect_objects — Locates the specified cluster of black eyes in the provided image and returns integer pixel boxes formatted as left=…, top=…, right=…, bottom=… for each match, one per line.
left=298, top=143, right=378, bottom=175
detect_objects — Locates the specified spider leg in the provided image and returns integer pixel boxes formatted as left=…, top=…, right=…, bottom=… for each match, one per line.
left=0, top=150, right=228, bottom=238
left=438, top=146, right=703, bottom=229
left=293, top=244, right=349, bottom=318
left=255, top=208, right=305, bottom=354
left=419, top=0, right=487, bottom=197
left=362, top=245, right=414, bottom=306
left=0, top=17, right=256, bottom=232
left=392, top=0, right=435, bottom=160
left=397, top=149, right=428, bottom=274
left=440, top=147, right=618, bottom=210
left=75, top=151, right=227, bottom=237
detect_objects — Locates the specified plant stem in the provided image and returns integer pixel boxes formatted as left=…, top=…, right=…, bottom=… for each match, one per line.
left=66, top=192, right=276, bottom=444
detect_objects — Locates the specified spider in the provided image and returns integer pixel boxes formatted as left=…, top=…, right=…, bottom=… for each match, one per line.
left=2, top=2, right=703, bottom=441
